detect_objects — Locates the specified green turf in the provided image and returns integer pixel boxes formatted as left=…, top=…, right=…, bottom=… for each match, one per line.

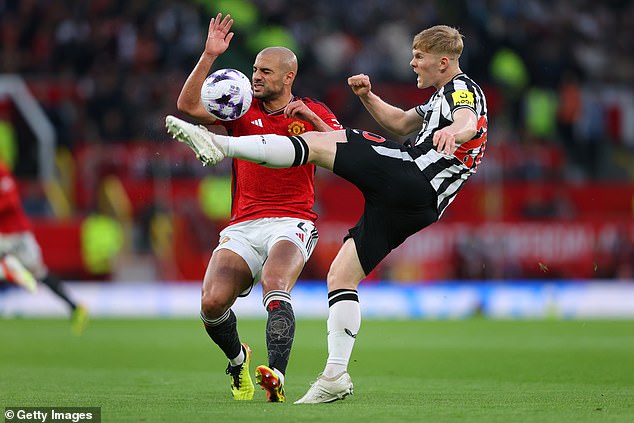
left=1, top=318, right=633, bottom=422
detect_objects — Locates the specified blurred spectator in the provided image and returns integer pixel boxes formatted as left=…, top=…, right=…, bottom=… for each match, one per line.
left=1, top=0, right=632, bottom=177
left=0, top=118, right=17, bottom=170
left=556, top=71, right=582, bottom=153
left=80, top=211, right=124, bottom=275
left=523, top=86, right=558, bottom=140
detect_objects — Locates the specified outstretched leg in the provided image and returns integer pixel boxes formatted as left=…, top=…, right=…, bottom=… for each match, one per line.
left=166, top=115, right=341, bottom=170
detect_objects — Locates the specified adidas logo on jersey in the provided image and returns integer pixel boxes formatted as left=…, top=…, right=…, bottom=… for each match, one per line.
left=251, top=119, right=263, bottom=127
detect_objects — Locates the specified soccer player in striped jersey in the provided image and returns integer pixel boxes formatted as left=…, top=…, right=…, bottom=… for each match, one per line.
left=173, top=14, right=342, bottom=402
left=166, top=24, right=487, bottom=403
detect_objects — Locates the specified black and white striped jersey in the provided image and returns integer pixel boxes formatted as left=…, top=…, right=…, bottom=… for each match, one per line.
left=412, top=73, right=488, bottom=217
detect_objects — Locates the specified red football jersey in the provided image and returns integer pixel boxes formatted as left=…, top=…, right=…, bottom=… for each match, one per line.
left=0, top=162, right=32, bottom=234
left=222, top=97, right=342, bottom=225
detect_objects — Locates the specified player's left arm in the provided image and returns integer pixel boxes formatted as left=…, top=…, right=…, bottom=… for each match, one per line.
left=284, top=100, right=342, bottom=132
left=433, top=108, right=478, bottom=155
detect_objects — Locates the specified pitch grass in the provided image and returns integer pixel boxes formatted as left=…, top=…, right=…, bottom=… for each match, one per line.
left=1, top=319, right=633, bottom=423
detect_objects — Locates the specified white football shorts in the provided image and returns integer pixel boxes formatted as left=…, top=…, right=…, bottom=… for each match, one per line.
left=213, top=217, right=318, bottom=295
left=0, top=231, right=48, bottom=280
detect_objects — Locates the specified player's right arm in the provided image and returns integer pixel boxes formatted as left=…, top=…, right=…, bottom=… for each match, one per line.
left=348, top=74, right=423, bottom=137
left=176, top=13, right=234, bottom=124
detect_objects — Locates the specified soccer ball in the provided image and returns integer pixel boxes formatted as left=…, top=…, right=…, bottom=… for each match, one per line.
left=201, top=68, right=253, bottom=121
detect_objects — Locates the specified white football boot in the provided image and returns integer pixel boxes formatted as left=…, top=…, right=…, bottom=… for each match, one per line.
left=1, top=254, right=37, bottom=293
left=165, top=115, right=225, bottom=166
left=294, top=372, right=354, bottom=404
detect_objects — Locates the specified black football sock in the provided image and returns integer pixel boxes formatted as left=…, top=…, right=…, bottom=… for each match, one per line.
left=41, top=274, right=77, bottom=310
left=263, top=290, right=295, bottom=375
left=201, top=308, right=243, bottom=363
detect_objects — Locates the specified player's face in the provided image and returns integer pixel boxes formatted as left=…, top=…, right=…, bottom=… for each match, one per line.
left=410, top=48, right=443, bottom=89
left=252, top=54, right=286, bottom=101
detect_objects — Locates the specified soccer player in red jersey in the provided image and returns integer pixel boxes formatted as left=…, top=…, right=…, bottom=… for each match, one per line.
left=0, top=161, right=88, bottom=335
left=174, top=14, right=342, bottom=402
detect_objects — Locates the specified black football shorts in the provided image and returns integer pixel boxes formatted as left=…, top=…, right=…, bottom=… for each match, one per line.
left=332, top=129, right=439, bottom=275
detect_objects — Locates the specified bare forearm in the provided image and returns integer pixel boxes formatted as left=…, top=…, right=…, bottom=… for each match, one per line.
left=308, top=116, right=335, bottom=132
left=446, top=111, right=477, bottom=145
left=432, top=108, right=478, bottom=154
left=359, top=92, right=413, bottom=136
left=177, top=53, right=217, bottom=120
left=285, top=100, right=338, bottom=132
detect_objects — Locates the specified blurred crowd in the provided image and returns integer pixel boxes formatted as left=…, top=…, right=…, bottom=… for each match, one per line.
left=1, top=0, right=634, bottom=182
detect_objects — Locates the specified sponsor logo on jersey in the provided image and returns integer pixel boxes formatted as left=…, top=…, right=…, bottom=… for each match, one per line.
left=451, top=90, right=475, bottom=108
left=251, top=118, right=263, bottom=127
left=296, top=232, right=305, bottom=242
left=288, top=121, right=306, bottom=135
left=219, top=237, right=231, bottom=245
left=361, top=131, right=386, bottom=143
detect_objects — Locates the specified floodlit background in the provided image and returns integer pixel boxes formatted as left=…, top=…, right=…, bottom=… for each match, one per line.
left=1, top=0, right=634, bottom=318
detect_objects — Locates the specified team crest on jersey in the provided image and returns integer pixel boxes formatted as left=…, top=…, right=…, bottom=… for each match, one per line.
left=288, top=121, right=306, bottom=136
left=451, top=90, right=475, bottom=108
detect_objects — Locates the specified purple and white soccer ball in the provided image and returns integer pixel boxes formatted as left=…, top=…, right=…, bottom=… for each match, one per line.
left=201, top=69, right=253, bottom=121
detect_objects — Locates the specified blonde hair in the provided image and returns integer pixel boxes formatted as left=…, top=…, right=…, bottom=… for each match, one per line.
left=412, top=25, right=464, bottom=58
